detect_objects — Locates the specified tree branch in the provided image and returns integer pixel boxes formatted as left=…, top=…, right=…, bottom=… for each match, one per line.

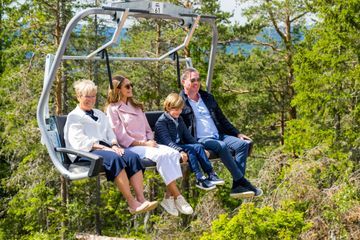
left=290, top=11, right=308, bottom=23
left=265, top=0, right=286, bottom=41
left=221, top=85, right=250, bottom=94
left=253, top=39, right=281, bottom=51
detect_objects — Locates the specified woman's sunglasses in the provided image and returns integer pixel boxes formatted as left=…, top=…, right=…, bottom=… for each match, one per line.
left=117, top=83, right=133, bottom=90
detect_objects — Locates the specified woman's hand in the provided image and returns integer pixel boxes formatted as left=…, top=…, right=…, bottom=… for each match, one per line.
left=180, top=151, right=188, bottom=163
left=111, top=145, right=125, bottom=156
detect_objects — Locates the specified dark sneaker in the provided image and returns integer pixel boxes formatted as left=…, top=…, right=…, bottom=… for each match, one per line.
left=196, top=176, right=216, bottom=191
left=254, top=188, right=263, bottom=197
left=230, top=185, right=255, bottom=199
left=242, top=178, right=263, bottom=197
left=208, top=173, right=225, bottom=186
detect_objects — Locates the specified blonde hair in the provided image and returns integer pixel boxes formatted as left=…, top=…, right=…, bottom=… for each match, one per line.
left=74, top=79, right=97, bottom=97
left=105, top=75, right=144, bottom=111
left=163, top=93, right=184, bottom=112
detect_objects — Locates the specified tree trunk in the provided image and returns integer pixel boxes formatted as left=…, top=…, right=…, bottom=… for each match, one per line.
left=55, top=1, right=67, bottom=239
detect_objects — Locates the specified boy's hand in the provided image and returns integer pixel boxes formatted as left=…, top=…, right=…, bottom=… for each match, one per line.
left=180, top=151, right=188, bottom=163
left=145, top=140, right=158, bottom=147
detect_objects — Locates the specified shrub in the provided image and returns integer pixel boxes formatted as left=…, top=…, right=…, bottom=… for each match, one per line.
left=200, top=202, right=311, bottom=240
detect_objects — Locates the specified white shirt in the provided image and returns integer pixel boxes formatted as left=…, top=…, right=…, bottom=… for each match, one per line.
left=188, top=95, right=219, bottom=140
left=64, top=105, right=117, bottom=162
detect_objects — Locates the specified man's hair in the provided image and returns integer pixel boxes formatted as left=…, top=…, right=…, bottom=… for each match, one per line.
left=163, top=93, right=184, bottom=112
left=181, top=67, right=198, bottom=81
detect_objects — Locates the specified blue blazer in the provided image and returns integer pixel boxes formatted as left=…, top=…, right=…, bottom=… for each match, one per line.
left=180, top=89, right=240, bottom=139
left=155, top=113, right=197, bottom=152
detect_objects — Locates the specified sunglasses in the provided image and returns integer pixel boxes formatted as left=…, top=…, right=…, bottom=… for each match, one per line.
left=117, top=83, right=133, bottom=90
left=189, top=77, right=200, bottom=83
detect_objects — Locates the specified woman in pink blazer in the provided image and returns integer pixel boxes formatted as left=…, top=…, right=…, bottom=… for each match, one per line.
left=105, top=75, right=193, bottom=217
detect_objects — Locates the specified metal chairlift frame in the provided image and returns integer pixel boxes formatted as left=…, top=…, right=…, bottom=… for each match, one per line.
left=37, top=0, right=218, bottom=180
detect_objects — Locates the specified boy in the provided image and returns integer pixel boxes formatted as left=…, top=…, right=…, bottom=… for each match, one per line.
left=155, top=93, right=224, bottom=190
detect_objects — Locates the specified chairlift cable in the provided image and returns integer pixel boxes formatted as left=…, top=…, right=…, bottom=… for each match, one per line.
left=175, top=52, right=181, bottom=89
left=101, top=49, right=113, bottom=89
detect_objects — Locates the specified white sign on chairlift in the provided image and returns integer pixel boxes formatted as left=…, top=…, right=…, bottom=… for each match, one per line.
left=151, top=1, right=164, bottom=14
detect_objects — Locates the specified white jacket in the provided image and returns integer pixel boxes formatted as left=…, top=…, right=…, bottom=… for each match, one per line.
left=64, top=105, right=117, bottom=162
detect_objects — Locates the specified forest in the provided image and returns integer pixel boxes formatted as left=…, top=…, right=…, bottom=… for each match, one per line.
left=0, top=0, right=359, bottom=239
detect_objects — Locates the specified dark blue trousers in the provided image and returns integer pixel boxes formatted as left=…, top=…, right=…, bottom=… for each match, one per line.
left=179, top=143, right=213, bottom=179
left=79, top=149, right=144, bottom=181
left=198, top=135, right=250, bottom=181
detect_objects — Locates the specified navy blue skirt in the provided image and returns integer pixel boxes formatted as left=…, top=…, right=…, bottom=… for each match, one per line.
left=79, top=149, right=144, bottom=181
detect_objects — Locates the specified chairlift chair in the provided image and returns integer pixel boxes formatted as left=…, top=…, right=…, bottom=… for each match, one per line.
left=37, top=0, right=218, bottom=181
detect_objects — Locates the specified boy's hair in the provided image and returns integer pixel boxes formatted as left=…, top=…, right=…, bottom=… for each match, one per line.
left=163, top=93, right=184, bottom=111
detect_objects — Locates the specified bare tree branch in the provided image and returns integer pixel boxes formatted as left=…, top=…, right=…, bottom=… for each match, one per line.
left=265, top=0, right=286, bottom=41
left=221, top=85, right=250, bottom=94
left=253, top=39, right=281, bottom=51
left=290, top=11, right=309, bottom=23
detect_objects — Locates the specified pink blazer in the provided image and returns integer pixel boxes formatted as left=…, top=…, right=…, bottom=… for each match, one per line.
left=107, top=101, right=154, bottom=148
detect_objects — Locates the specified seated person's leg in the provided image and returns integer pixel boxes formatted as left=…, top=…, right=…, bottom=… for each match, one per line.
left=121, top=149, right=151, bottom=205
left=198, top=137, right=243, bottom=182
left=190, top=143, right=225, bottom=185
left=88, top=150, right=149, bottom=213
left=190, top=143, right=213, bottom=174
left=152, top=145, right=182, bottom=186
left=121, top=149, right=145, bottom=178
left=222, top=135, right=250, bottom=176
left=181, top=144, right=215, bottom=191
left=221, top=136, right=263, bottom=198
left=88, top=150, right=127, bottom=181
left=180, top=144, right=205, bottom=179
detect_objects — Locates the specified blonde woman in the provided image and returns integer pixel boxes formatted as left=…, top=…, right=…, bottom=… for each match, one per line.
left=106, top=75, right=193, bottom=216
left=64, top=79, right=157, bottom=214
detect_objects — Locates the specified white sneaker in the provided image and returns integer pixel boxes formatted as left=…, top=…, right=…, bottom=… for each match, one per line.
left=160, top=197, right=178, bottom=216
left=174, top=195, right=193, bottom=215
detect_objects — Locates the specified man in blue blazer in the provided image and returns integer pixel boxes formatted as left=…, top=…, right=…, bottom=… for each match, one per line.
left=180, top=67, right=263, bottom=199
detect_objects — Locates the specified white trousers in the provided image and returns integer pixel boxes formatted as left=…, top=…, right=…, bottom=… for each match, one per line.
left=128, top=144, right=182, bottom=185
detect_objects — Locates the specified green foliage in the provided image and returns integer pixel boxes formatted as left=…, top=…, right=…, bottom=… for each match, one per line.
left=1, top=0, right=359, bottom=239
left=201, top=202, right=311, bottom=240
left=292, top=0, right=360, bottom=150
left=284, top=119, right=334, bottom=156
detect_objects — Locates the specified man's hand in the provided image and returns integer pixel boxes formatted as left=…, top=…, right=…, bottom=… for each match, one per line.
left=205, top=149, right=210, bottom=158
left=180, top=151, right=188, bottom=163
left=237, top=133, right=252, bottom=141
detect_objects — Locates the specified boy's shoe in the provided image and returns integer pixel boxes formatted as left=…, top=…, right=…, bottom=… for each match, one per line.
left=174, top=195, right=194, bottom=215
left=208, top=173, right=225, bottom=186
left=230, top=185, right=255, bottom=199
left=160, top=197, right=178, bottom=216
left=196, top=176, right=216, bottom=191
